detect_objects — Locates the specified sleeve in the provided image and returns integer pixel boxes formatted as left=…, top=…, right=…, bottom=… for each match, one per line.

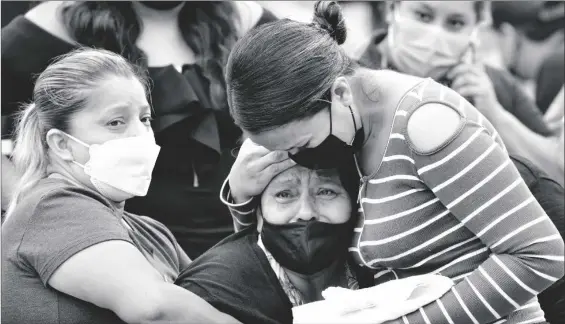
left=17, top=187, right=133, bottom=286
left=487, top=67, right=553, bottom=136
left=219, top=177, right=258, bottom=232
left=175, top=240, right=192, bottom=271
left=392, top=114, right=565, bottom=324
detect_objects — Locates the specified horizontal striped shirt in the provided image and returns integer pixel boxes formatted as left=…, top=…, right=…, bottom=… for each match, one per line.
left=222, top=79, right=564, bottom=324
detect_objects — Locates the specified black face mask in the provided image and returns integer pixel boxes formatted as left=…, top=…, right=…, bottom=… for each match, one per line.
left=261, top=219, right=351, bottom=275
left=140, top=1, right=184, bottom=10
left=290, top=106, right=364, bottom=170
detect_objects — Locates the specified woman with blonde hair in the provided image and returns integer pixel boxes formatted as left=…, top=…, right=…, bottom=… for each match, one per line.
left=1, top=48, right=240, bottom=324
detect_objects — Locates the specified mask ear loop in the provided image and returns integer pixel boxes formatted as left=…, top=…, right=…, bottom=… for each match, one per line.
left=348, top=106, right=358, bottom=146
left=62, top=131, right=91, bottom=169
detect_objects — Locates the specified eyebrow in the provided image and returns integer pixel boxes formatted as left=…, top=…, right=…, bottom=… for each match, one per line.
left=103, top=103, right=151, bottom=115
left=418, top=3, right=433, bottom=11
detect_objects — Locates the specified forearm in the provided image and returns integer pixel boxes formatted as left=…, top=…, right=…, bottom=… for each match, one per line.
left=485, top=107, right=563, bottom=185
left=138, top=283, right=240, bottom=324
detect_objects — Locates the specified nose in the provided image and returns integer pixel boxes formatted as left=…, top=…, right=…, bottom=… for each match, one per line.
left=294, top=194, right=319, bottom=222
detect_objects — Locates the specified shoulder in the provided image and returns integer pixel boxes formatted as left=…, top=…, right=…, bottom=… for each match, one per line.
left=24, top=1, right=76, bottom=44
left=21, top=178, right=118, bottom=227
left=233, top=1, right=273, bottom=35
left=406, top=102, right=465, bottom=154
left=176, top=231, right=260, bottom=282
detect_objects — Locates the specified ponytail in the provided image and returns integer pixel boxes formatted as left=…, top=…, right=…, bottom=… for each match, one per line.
left=5, top=103, right=48, bottom=218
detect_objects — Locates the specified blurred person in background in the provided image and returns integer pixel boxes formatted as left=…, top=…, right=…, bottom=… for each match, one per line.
left=257, top=1, right=377, bottom=59
left=490, top=1, right=564, bottom=111
left=1, top=1, right=277, bottom=259
left=1, top=48, right=240, bottom=324
left=357, top=1, right=563, bottom=185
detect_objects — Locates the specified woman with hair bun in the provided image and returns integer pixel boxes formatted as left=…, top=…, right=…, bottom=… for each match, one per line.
left=1, top=1, right=277, bottom=259
left=222, top=2, right=564, bottom=323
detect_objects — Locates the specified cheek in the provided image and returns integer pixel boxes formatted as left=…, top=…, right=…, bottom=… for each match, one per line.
left=260, top=197, right=296, bottom=225
left=318, top=198, right=352, bottom=224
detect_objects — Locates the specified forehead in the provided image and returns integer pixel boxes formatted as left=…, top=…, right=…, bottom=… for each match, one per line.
left=80, top=75, right=149, bottom=115
left=267, top=166, right=342, bottom=187
left=402, top=1, right=476, bottom=16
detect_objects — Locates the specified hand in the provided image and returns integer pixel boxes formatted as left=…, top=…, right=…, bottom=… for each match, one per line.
left=228, top=139, right=296, bottom=203
left=447, top=63, right=501, bottom=119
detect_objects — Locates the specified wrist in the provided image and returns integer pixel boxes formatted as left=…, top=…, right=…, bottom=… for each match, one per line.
left=225, top=179, right=253, bottom=205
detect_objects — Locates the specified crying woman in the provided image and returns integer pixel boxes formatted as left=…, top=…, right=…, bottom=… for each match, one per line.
left=175, top=162, right=366, bottom=324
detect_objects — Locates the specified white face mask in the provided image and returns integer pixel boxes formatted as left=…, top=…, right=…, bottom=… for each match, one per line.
left=388, top=11, right=477, bottom=79
left=65, top=132, right=161, bottom=202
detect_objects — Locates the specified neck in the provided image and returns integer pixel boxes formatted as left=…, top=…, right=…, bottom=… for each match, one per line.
left=46, top=162, right=126, bottom=211
left=348, top=68, right=392, bottom=150
left=131, top=2, right=184, bottom=23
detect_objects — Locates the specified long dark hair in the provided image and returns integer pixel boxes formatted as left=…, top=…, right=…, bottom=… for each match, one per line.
left=225, top=1, right=356, bottom=134
left=61, top=1, right=240, bottom=110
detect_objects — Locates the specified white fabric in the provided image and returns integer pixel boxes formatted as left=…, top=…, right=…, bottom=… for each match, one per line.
left=68, top=133, right=160, bottom=201
left=292, top=274, right=453, bottom=323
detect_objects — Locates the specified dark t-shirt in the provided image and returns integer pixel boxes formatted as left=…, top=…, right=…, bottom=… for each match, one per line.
left=175, top=229, right=294, bottom=324
left=357, top=30, right=553, bottom=137
left=510, top=154, right=564, bottom=324
left=1, top=176, right=190, bottom=324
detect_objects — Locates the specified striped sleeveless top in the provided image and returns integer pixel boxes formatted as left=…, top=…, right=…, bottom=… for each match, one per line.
left=222, top=78, right=564, bottom=324
left=350, top=78, right=563, bottom=324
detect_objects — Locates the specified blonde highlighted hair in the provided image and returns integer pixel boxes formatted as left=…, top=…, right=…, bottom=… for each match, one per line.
left=5, top=48, right=148, bottom=218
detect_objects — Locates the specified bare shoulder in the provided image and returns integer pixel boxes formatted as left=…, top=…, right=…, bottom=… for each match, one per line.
left=25, top=1, right=75, bottom=44
left=233, top=1, right=265, bottom=36
left=406, top=102, right=464, bottom=154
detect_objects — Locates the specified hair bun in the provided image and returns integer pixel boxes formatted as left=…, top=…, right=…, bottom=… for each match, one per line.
left=312, top=1, right=347, bottom=45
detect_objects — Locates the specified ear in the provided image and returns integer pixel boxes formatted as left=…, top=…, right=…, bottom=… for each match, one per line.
left=331, top=77, right=354, bottom=108
left=46, top=129, right=75, bottom=162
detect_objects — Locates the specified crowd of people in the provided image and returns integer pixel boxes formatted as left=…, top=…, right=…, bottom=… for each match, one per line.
left=1, top=1, right=563, bottom=324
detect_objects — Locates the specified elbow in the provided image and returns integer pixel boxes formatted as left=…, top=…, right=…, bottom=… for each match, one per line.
left=537, top=237, right=565, bottom=280
left=114, top=288, right=168, bottom=323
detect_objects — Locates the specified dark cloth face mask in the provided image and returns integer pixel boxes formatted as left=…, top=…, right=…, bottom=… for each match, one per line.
left=140, top=1, right=184, bottom=10
left=261, top=219, right=351, bottom=275
left=290, top=106, right=364, bottom=170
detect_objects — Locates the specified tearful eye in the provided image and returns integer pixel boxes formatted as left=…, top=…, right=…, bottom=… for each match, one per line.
left=318, top=188, right=337, bottom=197
left=275, top=191, right=293, bottom=199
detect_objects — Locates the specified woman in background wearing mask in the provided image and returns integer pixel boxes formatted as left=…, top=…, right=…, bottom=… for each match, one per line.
left=221, top=2, right=564, bottom=323
left=1, top=49, right=240, bottom=324
left=357, top=1, right=564, bottom=184
left=1, top=1, right=277, bottom=259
